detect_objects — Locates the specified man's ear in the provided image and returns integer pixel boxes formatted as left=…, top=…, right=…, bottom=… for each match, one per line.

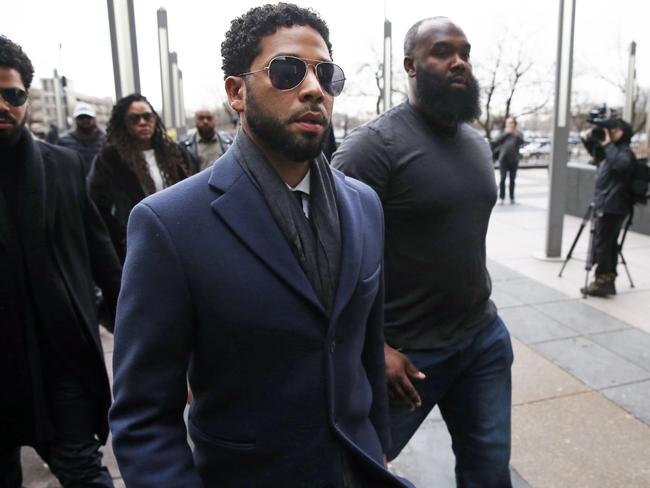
left=404, top=56, right=416, bottom=78
left=225, top=76, right=245, bottom=114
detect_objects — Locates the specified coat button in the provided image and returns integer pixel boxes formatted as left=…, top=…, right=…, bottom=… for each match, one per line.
left=330, top=340, right=336, bottom=353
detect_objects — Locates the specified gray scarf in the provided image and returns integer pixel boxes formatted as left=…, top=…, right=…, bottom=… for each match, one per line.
left=232, top=131, right=341, bottom=312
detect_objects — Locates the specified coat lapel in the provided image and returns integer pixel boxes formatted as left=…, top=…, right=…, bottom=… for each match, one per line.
left=208, top=155, right=327, bottom=316
left=330, top=174, right=363, bottom=324
left=21, top=134, right=51, bottom=251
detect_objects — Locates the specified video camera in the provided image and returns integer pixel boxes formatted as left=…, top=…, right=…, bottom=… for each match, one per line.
left=581, top=104, right=618, bottom=164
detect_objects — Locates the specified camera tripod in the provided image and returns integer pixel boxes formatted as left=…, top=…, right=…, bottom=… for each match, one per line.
left=558, top=203, right=635, bottom=298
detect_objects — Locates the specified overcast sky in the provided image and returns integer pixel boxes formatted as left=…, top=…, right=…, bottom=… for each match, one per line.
left=4, top=0, right=648, bottom=117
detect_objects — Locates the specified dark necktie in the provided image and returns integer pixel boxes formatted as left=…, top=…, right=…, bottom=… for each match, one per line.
left=293, top=190, right=307, bottom=218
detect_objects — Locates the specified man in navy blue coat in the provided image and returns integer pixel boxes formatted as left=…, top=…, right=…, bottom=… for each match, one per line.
left=109, top=4, right=410, bottom=487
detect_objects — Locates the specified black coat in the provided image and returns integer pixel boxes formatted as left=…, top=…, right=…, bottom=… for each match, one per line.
left=57, top=128, right=106, bottom=174
left=0, top=130, right=121, bottom=444
left=594, top=142, right=635, bottom=215
left=88, top=145, right=187, bottom=262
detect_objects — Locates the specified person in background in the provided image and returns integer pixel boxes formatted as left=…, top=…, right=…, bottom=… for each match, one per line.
left=581, top=118, right=635, bottom=297
left=0, top=35, right=120, bottom=488
left=57, top=102, right=106, bottom=174
left=492, top=116, right=525, bottom=204
left=87, top=93, right=188, bottom=262
left=181, top=108, right=230, bottom=173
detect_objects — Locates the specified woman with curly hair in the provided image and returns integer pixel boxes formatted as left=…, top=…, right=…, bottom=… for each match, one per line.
left=88, top=93, right=189, bottom=261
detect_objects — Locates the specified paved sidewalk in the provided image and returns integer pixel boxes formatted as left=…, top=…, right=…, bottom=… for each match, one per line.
left=22, top=169, right=650, bottom=487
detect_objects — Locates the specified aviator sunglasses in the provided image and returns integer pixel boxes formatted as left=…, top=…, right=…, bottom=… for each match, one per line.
left=126, top=112, right=155, bottom=124
left=238, top=56, right=346, bottom=97
left=0, top=88, right=28, bottom=107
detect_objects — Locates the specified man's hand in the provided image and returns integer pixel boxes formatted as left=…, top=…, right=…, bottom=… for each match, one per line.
left=600, top=128, right=612, bottom=147
left=384, top=344, right=426, bottom=411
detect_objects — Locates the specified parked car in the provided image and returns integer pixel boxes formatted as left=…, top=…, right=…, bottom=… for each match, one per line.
left=521, top=140, right=551, bottom=159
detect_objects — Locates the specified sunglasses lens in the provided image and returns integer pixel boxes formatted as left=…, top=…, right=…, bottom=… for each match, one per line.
left=127, top=112, right=154, bottom=124
left=317, top=63, right=345, bottom=97
left=268, top=57, right=307, bottom=90
left=1, top=88, right=27, bottom=107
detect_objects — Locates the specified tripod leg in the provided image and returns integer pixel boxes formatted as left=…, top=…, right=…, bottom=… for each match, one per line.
left=583, top=269, right=590, bottom=299
left=617, top=211, right=635, bottom=288
left=618, top=251, right=635, bottom=288
left=559, top=204, right=593, bottom=278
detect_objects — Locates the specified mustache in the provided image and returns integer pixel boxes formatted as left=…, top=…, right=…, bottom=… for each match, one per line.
left=287, top=105, right=328, bottom=125
left=0, top=110, right=17, bottom=125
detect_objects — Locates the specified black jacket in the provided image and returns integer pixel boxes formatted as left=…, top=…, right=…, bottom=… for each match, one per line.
left=180, top=131, right=233, bottom=174
left=0, top=129, right=121, bottom=444
left=593, top=142, right=635, bottom=215
left=88, top=144, right=187, bottom=262
left=57, top=128, right=106, bottom=174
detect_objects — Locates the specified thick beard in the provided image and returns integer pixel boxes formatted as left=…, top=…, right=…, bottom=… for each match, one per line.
left=245, top=88, right=328, bottom=163
left=0, top=109, right=26, bottom=146
left=197, top=126, right=215, bottom=140
left=415, top=63, right=481, bottom=126
left=77, top=124, right=96, bottom=136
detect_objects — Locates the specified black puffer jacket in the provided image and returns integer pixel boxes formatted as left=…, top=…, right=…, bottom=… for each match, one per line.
left=593, top=142, right=635, bottom=216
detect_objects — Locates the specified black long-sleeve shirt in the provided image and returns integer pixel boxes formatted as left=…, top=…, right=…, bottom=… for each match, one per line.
left=332, top=102, right=497, bottom=349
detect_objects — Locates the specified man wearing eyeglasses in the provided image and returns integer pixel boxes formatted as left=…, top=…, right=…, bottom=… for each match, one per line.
left=0, top=36, right=121, bottom=487
left=333, top=17, right=513, bottom=487
left=109, top=4, right=410, bottom=488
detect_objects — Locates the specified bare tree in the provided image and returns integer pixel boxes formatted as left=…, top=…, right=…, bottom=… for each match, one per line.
left=475, top=34, right=549, bottom=142
left=476, top=41, right=503, bottom=141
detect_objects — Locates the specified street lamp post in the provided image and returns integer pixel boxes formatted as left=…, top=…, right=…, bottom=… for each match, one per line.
left=157, top=8, right=174, bottom=129
left=623, top=41, right=636, bottom=124
left=106, top=0, right=140, bottom=100
left=544, top=0, right=577, bottom=258
left=382, top=19, right=392, bottom=113
left=170, top=52, right=181, bottom=135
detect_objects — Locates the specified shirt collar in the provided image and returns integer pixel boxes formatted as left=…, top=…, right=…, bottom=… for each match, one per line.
left=289, top=170, right=311, bottom=196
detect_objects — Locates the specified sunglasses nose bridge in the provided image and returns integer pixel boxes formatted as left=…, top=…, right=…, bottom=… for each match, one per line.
left=298, top=62, right=325, bottom=95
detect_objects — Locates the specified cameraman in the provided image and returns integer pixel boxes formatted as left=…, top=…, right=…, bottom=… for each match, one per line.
left=581, top=118, right=635, bottom=297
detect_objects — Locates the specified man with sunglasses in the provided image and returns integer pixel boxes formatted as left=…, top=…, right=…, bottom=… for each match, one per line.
left=333, top=18, right=513, bottom=487
left=110, top=4, right=410, bottom=488
left=0, top=36, right=121, bottom=487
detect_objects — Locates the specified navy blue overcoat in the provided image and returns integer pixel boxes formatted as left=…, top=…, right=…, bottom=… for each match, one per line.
left=109, top=148, right=411, bottom=487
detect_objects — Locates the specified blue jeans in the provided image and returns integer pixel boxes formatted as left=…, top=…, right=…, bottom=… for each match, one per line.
left=499, top=161, right=518, bottom=201
left=388, top=316, right=513, bottom=488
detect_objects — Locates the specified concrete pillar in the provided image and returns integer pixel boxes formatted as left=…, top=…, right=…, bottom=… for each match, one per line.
left=157, top=8, right=174, bottom=128
left=107, top=0, right=140, bottom=99
left=544, top=0, right=577, bottom=258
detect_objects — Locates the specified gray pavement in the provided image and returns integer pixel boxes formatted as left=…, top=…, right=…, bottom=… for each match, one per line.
left=22, top=169, right=650, bottom=486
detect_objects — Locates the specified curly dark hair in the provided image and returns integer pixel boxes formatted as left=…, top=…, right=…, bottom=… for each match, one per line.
left=0, top=35, right=34, bottom=89
left=106, top=93, right=185, bottom=196
left=221, top=3, right=332, bottom=78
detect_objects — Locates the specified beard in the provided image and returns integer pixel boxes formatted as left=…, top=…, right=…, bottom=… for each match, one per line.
left=415, top=63, right=481, bottom=126
left=244, top=87, right=329, bottom=163
left=197, top=126, right=215, bottom=140
left=0, top=108, right=26, bottom=146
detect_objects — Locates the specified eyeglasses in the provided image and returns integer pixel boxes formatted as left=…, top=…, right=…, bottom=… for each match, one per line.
left=126, top=112, right=155, bottom=124
left=0, top=88, right=28, bottom=107
left=238, top=56, right=345, bottom=97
